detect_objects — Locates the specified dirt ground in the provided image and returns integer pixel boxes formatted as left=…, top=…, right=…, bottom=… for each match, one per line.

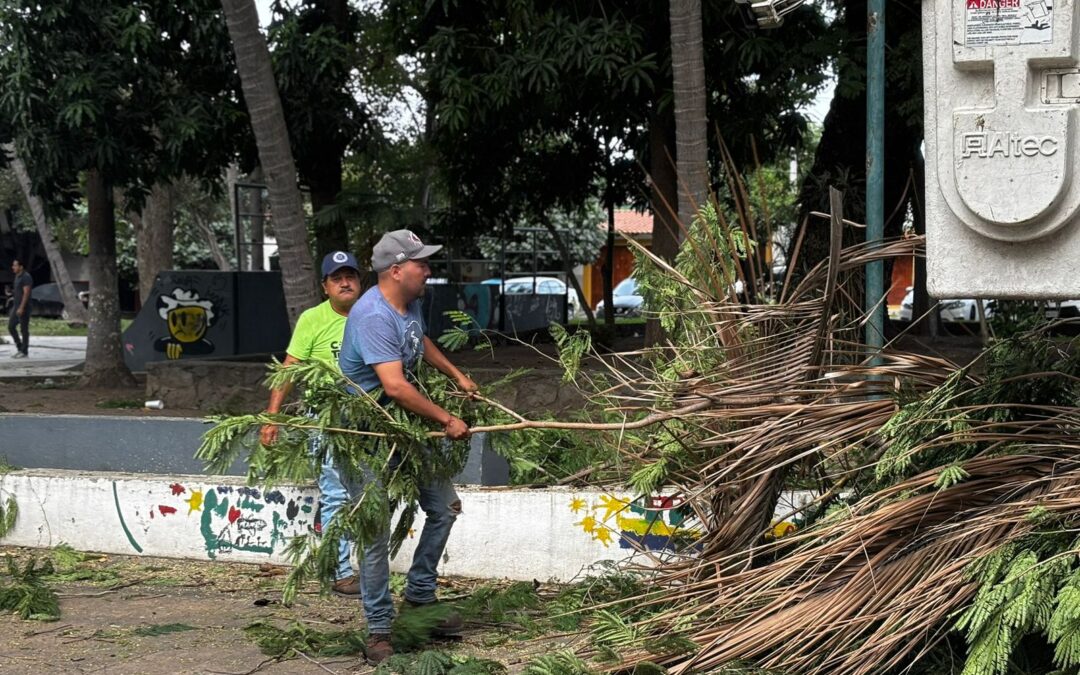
left=0, top=546, right=569, bottom=675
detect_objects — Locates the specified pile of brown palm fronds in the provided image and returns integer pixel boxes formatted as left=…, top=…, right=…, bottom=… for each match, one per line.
left=554, top=194, right=1080, bottom=674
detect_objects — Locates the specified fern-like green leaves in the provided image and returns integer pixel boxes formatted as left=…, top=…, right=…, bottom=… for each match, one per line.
left=0, top=555, right=60, bottom=621
left=0, top=495, right=17, bottom=538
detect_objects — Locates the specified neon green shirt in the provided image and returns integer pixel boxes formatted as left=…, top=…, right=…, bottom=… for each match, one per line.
left=286, top=300, right=347, bottom=369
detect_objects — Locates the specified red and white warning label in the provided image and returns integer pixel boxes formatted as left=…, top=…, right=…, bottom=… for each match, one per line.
left=964, top=0, right=1052, bottom=47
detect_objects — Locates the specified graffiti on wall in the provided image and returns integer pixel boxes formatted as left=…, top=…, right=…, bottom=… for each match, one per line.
left=570, top=494, right=700, bottom=551
left=154, top=288, right=218, bottom=359
left=570, top=494, right=799, bottom=551
left=114, top=481, right=315, bottom=558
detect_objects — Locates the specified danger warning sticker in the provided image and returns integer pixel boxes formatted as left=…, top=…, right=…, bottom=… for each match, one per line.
left=964, top=0, right=1053, bottom=47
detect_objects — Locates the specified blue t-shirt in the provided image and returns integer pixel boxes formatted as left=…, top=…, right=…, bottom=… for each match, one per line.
left=339, top=286, right=426, bottom=393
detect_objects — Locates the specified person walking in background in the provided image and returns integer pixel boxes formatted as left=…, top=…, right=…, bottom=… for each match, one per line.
left=260, top=250, right=363, bottom=597
left=8, top=258, right=32, bottom=358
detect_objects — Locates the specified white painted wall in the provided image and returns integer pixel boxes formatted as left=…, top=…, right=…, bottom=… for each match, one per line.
left=1, top=470, right=738, bottom=581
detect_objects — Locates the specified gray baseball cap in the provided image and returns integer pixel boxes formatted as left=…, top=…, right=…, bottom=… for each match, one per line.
left=371, top=229, right=442, bottom=272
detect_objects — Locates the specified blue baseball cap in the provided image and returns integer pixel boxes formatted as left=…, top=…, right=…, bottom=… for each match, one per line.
left=321, top=251, right=360, bottom=278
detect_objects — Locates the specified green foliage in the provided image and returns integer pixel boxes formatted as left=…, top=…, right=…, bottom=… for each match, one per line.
left=375, top=650, right=507, bottom=675
left=934, top=464, right=971, bottom=491
left=43, top=544, right=118, bottom=584
left=635, top=201, right=750, bottom=345
left=437, top=311, right=478, bottom=352
left=550, top=323, right=591, bottom=383
left=0, top=0, right=246, bottom=204
left=0, top=496, right=17, bottom=538
left=476, top=202, right=607, bottom=272
left=989, top=301, right=1051, bottom=339
left=458, top=581, right=541, bottom=625
left=957, top=542, right=1075, bottom=675
left=244, top=620, right=367, bottom=658
left=1048, top=568, right=1080, bottom=668
left=197, top=358, right=528, bottom=602
left=522, top=650, right=594, bottom=675
left=388, top=0, right=830, bottom=243
left=877, top=336, right=1080, bottom=488
left=0, top=555, right=60, bottom=621
left=592, top=609, right=640, bottom=648
left=391, top=601, right=459, bottom=650
left=628, top=460, right=668, bottom=495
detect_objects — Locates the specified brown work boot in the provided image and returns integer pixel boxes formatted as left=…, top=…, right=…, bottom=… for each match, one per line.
left=403, top=598, right=464, bottom=637
left=331, top=575, right=361, bottom=597
left=365, top=632, right=393, bottom=665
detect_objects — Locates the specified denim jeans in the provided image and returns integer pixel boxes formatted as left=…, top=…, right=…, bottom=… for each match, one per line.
left=310, top=431, right=354, bottom=581
left=359, top=456, right=461, bottom=634
left=8, top=309, right=29, bottom=354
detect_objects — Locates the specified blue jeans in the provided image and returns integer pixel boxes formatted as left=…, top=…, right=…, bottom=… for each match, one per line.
left=311, top=432, right=354, bottom=581
left=359, top=457, right=461, bottom=634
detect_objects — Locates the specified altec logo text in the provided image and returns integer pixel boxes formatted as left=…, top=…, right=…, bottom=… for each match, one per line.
left=960, top=132, right=1059, bottom=158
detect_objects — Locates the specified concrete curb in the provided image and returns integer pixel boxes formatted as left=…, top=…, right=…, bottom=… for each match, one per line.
left=0, top=470, right=722, bottom=581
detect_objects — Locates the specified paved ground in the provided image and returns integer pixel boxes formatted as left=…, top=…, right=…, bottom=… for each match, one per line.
left=0, top=336, right=87, bottom=378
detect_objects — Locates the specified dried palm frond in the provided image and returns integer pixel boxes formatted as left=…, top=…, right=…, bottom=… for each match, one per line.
left=558, top=189, right=1080, bottom=674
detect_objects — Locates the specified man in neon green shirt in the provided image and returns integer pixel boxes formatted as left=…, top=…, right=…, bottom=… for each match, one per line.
left=261, top=251, right=362, bottom=596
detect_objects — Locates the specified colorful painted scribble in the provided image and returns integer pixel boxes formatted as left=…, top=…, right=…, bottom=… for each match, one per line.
left=141, top=482, right=315, bottom=559
left=571, top=494, right=700, bottom=551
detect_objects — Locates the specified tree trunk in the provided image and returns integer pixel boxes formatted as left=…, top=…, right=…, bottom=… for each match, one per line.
left=668, top=0, right=708, bottom=230
left=197, top=214, right=232, bottom=271
left=81, top=169, right=136, bottom=388
left=309, top=156, right=347, bottom=261
left=4, top=143, right=88, bottom=325
left=221, top=0, right=319, bottom=326
left=646, top=108, right=680, bottom=346
left=132, top=181, right=174, bottom=305
left=796, top=0, right=923, bottom=274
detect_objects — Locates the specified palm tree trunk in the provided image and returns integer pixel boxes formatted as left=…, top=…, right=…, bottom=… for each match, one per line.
left=82, top=168, right=136, bottom=388
left=3, top=143, right=88, bottom=325
left=668, top=0, right=708, bottom=229
left=220, top=0, right=319, bottom=326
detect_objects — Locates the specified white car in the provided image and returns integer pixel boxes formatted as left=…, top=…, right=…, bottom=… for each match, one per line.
left=897, top=288, right=994, bottom=323
left=1045, top=300, right=1080, bottom=320
left=594, top=276, right=644, bottom=317
left=484, top=276, right=581, bottom=318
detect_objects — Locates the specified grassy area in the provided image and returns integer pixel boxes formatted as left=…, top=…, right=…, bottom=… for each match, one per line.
left=26, top=317, right=132, bottom=336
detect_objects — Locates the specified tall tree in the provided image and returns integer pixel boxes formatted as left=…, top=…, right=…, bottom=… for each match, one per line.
left=668, top=0, right=708, bottom=234
left=128, top=182, right=175, bottom=305
left=0, top=0, right=251, bottom=386
left=268, top=0, right=381, bottom=260
left=390, top=0, right=829, bottom=302
left=2, top=143, right=88, bottom=325
left=797, top=0, right=923, bottom=275
left=221, top=0, right=320, bottom=326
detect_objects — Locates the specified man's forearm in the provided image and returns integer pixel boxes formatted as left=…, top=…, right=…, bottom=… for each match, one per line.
left=266, top=354, right=300, bottom=413
left=385, top=379, right=455, bottom=426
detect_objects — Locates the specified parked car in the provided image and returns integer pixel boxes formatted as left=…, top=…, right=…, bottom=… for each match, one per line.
left=5, top=282, right=63, bottom=318
left=594, top=276, right=644, bottom=317
left=483, top=276, right=581, bottom=318
left=1045, top=300, right=1080, bottom=320
left=897, top=287, right=994, bottom=323
left=5, top=281, right=91, bottom=318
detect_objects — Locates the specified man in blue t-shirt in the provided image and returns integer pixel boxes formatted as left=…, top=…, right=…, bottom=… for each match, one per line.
left=339, top=229, right=476, bottom=665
